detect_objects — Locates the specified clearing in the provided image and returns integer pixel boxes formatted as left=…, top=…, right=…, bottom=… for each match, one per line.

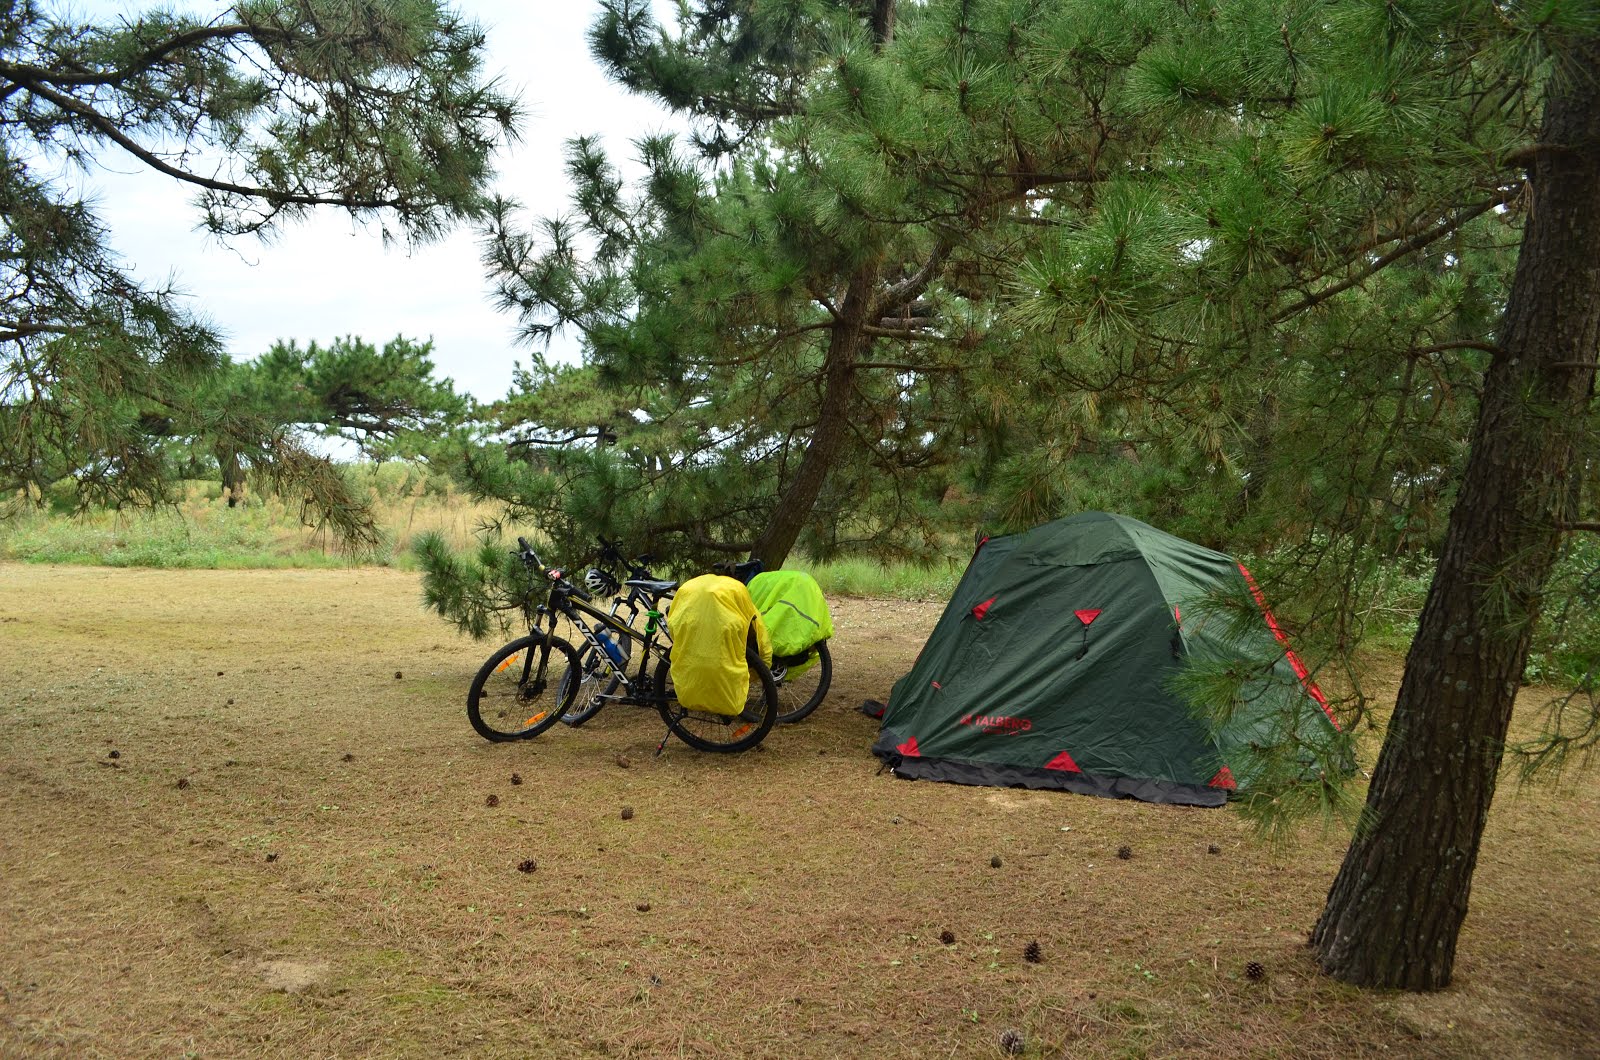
left=0, top=565, right=1594, bottom=1057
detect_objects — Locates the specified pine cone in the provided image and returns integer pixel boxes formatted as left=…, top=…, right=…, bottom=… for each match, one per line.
left=1023, top=939, right=1042, bottom=964
left=485, top=794, right=500, bottom=807
left=1117, top=845, right=1133, bottom=860
left=517, top=859, right=536, bottom=874
left=510, top=773, right=523, bottom=785
left=939, top=930, right=956, bottom=945
left=1245, top=960, right=1266, bottom=981
left=999, top=1028, right=1025, bottom=1055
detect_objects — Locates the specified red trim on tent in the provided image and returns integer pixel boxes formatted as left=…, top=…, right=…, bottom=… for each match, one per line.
left=972, top=596, right=996, bottom=621
left=1044, top=750, right=1081, bottom=773
left=897, top=736, right=921, bottom=758
left=1208, top=766, right=1237, bottom=790
left=1236, top=563, right=1340, bottom=731
left=1074, top=608, right=1102, bottom=626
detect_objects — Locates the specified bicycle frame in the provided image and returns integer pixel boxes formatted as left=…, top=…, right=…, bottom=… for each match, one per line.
left=541, top=586, right=671, bottom=706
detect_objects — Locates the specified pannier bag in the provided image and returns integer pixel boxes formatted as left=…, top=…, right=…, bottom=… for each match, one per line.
left=745, top=570, right=833, bottom=675
left=668, top=574, right=772, bottom=716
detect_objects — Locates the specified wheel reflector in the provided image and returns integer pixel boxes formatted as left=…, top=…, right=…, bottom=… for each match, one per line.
left=495, top=652, right=520, bottom=673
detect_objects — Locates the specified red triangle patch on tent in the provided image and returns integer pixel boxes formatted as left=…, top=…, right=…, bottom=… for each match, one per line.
left=897, top=736, right=921, bottom=758
left=1207, top=766, right=1237, bottom=790
left=1074, top=609, right=1102, bottom=626
left=1044, top=750, right=1081, bottom=773
left=972, top=596, right=996, bottom=620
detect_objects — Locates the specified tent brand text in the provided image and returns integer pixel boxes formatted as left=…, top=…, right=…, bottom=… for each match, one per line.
left=959, top=713, right=1032, bottom=733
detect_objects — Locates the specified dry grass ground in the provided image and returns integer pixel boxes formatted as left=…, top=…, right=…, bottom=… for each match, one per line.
left=0, top=564, right=1594, bottom=1058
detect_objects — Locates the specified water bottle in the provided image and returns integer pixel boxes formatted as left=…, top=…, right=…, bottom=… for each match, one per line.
left=595, top=630, right=626, bottom=667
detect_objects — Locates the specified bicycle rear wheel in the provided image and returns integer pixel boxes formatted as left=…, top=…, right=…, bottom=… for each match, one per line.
left=771, top=639, right=832, bottom=724
left=654, top=646, right=778, bottom=753
left=467, top=634, right=578, bottom=742
left=558, top=634, right=632, bottom=727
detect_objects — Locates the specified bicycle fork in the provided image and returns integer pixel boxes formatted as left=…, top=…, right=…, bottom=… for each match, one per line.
left=504, top=613, right=560, bottom=728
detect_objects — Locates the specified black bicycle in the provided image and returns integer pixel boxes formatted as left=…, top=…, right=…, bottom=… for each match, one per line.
left=556, top=537, right=663, bottom=728
left=466, top=537, right=780, bottom=753
left=561, top=540, right=834, bottom=726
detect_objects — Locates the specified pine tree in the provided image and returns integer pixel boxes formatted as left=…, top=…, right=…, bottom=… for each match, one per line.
left=478, top=0, right=1209, bottom=569
left=202, top=335, right=471, bottom=505
left=1, top=1, right=517, bottom=540
left=997, top=0, right=1597, bottom=989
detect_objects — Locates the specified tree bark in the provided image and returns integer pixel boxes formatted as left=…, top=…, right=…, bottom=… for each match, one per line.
left=1311, top=39, right=1600, bottom=990
left=748, top=266, right=876, bottom=569
left=217, top=445, right=246, bottom=508
left=742, top=0, right=898, bottom=569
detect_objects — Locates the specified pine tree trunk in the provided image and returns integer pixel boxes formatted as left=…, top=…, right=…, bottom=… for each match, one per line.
left=217, top=446, right=246, bottom=508
left=748, top=266, right=876, bottom=569
left=1311, top=40, right=1600, bottom=990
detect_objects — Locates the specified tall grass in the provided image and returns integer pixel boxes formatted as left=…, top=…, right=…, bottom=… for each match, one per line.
left=1, top=464, right=977, bottom=597
left=0, top=471, right=505, bottom=570
left=782, top=554, right=966, bottom=600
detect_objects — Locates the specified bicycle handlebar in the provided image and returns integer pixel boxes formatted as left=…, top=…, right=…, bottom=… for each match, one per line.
left=597, top=535, right=656, bottom=579
left=515, top=536, right=540, bottom=566
left=514, top=535, right=594, bottom=603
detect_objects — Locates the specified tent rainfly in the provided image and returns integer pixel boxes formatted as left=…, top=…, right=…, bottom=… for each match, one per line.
left=872, top=512, right=1343, bottom=807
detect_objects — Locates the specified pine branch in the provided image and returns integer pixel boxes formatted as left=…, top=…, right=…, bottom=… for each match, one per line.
left=876, top=242, right=952, bottom=314
left=0, top=24, right=289, bottom=88
left=1408, top=341, right=1506, bottom=358
left=1270, top=198, right=1506, bottom=324
left=855, top=360, right=964, bottom=372
left=17, top=77, right=404, bottom=211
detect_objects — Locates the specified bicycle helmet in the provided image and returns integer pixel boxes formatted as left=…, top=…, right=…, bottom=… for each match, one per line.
left=583, top=567, right=620, bottom=596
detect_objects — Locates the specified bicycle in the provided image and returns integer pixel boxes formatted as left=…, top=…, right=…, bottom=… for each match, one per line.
left=556, top=537, right=663, bottom=728
left=466, top=537, right=780, bottom=753
left=573, top=543, right=835, bottom=725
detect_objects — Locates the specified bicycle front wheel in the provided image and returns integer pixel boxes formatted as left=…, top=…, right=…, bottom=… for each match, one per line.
left=772, top=640, right=832, bottom=724
left=468, top=634, right=578, bottom=742
left=654, top=646, right=778, bottom=753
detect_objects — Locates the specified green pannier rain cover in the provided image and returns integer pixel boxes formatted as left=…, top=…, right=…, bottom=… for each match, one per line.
left=746, top=571, right=833, bottom=674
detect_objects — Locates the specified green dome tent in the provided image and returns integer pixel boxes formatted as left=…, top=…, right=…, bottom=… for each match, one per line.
left=872, top=513, right=1344, bottom=807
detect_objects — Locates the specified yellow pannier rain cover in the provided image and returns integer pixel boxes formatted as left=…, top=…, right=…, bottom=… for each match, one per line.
left=668, top=575, right=772, bottom=716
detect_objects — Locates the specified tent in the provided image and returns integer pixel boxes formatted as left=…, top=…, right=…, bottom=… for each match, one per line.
left=871, top=512, right=1343, bottom=807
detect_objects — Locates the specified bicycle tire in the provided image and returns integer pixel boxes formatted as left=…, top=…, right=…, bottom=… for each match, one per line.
left=467, top=634, right=578, bottom=742
left=771, top=639, right=832, bottom=724
left=654, top=645, right=778, bottom=753
left=557, top=634, right=633, bottom=727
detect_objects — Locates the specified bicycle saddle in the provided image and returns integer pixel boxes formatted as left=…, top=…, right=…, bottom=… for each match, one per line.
left=625, top=578, right=678, bottom=595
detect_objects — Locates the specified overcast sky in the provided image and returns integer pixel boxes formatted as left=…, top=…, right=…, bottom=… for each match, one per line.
left=71, top=1, right=681, bottom=401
